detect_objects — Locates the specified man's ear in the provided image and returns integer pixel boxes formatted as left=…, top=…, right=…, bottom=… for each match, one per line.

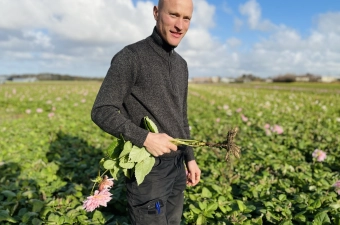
left=153, top=6, right=159, bottom=21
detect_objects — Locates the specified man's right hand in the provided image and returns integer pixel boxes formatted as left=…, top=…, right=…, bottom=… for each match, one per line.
left=143, top=132, right=178, bottom=157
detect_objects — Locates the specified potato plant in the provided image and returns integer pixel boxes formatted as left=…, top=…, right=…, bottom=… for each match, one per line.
left=0, top=81, right=339, bottom=224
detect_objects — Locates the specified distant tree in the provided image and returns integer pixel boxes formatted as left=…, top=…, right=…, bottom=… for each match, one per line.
left=273, top=74, right=296, bottom=82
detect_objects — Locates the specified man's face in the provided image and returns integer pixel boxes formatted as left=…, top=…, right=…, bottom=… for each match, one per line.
left=153, top=0, right=193, bottom=47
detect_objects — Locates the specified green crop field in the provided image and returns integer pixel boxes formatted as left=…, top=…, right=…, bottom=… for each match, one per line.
left=1, top=81, right=340, bottom=224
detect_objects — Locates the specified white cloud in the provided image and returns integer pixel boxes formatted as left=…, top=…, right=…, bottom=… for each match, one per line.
left=191, top=0, right=216, bottom=29
left=23, top=31, right=54, bottom=49
left=0, top=0, right=339, bottom=78
left=0, top=0, right=156, bottom=76
left=226, top=37, right=242, bottom=48
left=222, top=1, right=233, bottom=15
left=316, top=12, right=340, bottom=33
left=239, top=0, right=276, bottom=31
left=233, top=17, right=244, bottom=31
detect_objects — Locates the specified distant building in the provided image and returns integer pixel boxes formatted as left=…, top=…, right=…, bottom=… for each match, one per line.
left=220, top=77, right=235, bottom=83
left=211, top=76, right=220, bottom=83
left=295, top=76, right=310, bottom=82
left=190, top=77, right=213, bottom=83
left=12, top=77, right=37, bottom=83
left=0, top=77, right=7, bottom=84
left=320, top=76, right=337, bottom=83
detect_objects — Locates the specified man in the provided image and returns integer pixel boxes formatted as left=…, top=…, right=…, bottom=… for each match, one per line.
left=91, top=0, right=200, bottom=224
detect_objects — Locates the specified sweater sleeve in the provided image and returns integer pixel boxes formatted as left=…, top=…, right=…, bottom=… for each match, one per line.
left=91, top=47, right=149, bottom=147
left=182, top=65, right=195, bottom=162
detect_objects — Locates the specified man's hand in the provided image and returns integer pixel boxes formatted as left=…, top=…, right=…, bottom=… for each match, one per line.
left=143, top=132, right=178, bottom=157
left=186, top=160, right=201, bottom=186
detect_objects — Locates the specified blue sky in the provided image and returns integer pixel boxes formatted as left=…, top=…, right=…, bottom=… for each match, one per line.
left=1, top=0, right=340, bottom=78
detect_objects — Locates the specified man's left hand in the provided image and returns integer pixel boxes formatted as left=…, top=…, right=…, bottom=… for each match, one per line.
left=186, top=160, right=201, bottom=186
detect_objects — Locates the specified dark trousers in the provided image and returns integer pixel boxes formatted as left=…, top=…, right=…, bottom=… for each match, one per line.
left=126, top=154, right=187, bottom=225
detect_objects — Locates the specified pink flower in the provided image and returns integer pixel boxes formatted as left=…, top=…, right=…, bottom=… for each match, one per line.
left=83, top=189, right=112, bottom=212
left=223, top=105, right=229, bottom=110
left=25, top=109, right=31, bottom=114
left=272, top=125, right=283, bottom=134
left=48, top=112, right=55, bottom=118
left=333, top=181, right=340, bottom=189
left=241, top=114, right=248, bottom=122
left=81, top=99, right=86, bottom=103
left=333, top=181, right=340, bottom=195
left=264, top=123, right=270, bottom=129
left=236, top=108, right=242, bottom=113
left=98, top=175, right=114, bottom=191
left=216, top=118, right=220, bottom=123
left=36, top=108, right=43, bottom=113
left=312, top=149, right=327, bottom=162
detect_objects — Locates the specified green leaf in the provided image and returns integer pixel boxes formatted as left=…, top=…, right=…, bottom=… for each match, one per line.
left=236, top=200, right=246, bottom=212
left=1, top=190, right=16, bottom=199
left=66, top=209, right=80, bottom=218
left=92, top=210, right=106, bottom=223
left=32, top=218, right=43, bottom=225
left=198, top=201, right=207, bottom=210
left=294, top=211, right=306, bottom=223
left=119, top=155, right=135, bottom=169
left=206, top=202, right=218, bottom=211
left=279, top=194, right=287, bottom=201
left=144, top=116, right=159, bottom=133
left=313, top=212, right=330, bottom=224
left=252, top=215, right=263, bottom=225
left=109, top=168, right=120, bottom=180
left=189, top=204, right=201, bottom=214
left=196, top=214, right=206, bottom=225
left=135, top=157, right=155, bottom=185
left=279, top=220, right=293, bottom=225
left=103, top=160, right=116, bottom=170
left=310, top=199, right=322, bottom=209
left=0, top=210, right=18, bottom=223
left=22, top=212, right=38, bottom=223
left=201, top=187, right=212, bottom=198
left=329, top=202, right=340, bottom=209
left=129, top=146, right=150, bottom=163
left=218, top=196, right=226, bottom=203
left=22, top=190, right=37, bottom=199
left=122, top=168, right=131, bottom=178
left=31, top=199, right=45, bottom=213
left=48, top=213, right=59, bottom=222
left=105, top=137, right=123, bottom=158
left=189, top=193, right=197, bottom=201
left=119, top=141, right=133, bottom=158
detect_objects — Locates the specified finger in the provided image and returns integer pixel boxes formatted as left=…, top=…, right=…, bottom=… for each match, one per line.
left=195, top=175, right=200, bottom=185
left=190, top=173, right=196, bottom=185
left=169, top=143, right=178, bottom=151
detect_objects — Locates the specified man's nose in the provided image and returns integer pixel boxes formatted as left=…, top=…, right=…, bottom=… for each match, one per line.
left=174, top=18, right=183, bottom=30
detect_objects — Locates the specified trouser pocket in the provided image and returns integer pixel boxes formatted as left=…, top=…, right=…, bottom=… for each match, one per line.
left=134, top=198, right=167, bottom=225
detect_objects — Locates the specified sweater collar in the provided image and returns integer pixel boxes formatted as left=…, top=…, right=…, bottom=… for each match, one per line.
left=150, top=27, right=175, bottom=54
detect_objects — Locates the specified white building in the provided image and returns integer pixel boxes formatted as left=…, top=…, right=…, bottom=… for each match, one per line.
left=220, top=77, right=235, bottom=83
left=320, top=76, right=337, bottom=83
left=12, top=77, right=37, bottom=83
left=0, top=77, right=7, bottom=84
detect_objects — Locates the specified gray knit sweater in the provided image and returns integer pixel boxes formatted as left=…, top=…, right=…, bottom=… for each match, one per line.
left=91, top=27, right=195, bottom=162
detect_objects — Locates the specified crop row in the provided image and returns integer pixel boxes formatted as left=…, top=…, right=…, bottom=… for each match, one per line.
left=0, top=82, right=339, bottom=224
